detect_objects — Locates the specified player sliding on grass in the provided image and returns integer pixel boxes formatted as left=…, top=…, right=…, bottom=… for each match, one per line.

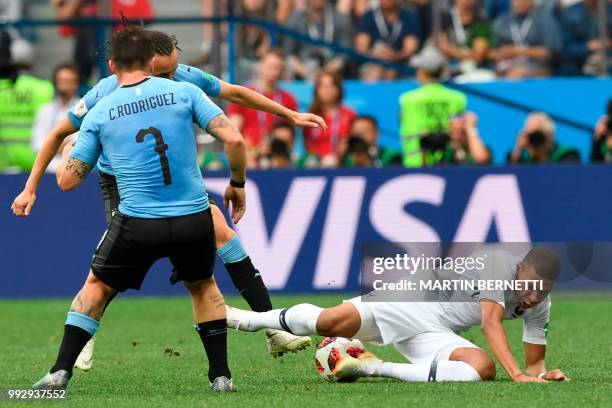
left=11, top=30, right=318, bottom=368
left=227, top=248, right=569, bottom=383
left=33, top=27, right=246, bottom=392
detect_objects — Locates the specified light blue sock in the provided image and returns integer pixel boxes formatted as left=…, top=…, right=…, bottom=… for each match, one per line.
left=66, top=311, right=100, bottom=336
left=217, top=236, right=248, bottom=264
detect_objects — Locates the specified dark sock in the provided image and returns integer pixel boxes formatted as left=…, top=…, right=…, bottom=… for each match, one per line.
left=196, top=319, right=231, bottom=382
left=50, top=325, right=92, bottom=375
left=225, top=257, right=273, bottom=312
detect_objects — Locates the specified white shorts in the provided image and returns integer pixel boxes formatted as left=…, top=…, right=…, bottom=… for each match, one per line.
left=346, top=297, right=480, bottom=365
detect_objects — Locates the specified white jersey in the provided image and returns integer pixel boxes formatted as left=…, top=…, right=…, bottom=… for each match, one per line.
left=355, top=250, right=550, bottom=347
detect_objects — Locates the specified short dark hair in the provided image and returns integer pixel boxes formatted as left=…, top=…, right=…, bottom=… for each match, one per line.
left=347, top=136, right=370, bottom=155
left=148, top=30, right=180, bottom=56
left=271, top=122, right=295, bottom=139
left=270, top=138, right=291, bottom=159
left=352, top=115, right=378, bottom=128
left=521, top=247, right=561, bottom=281
left=53, top=63, right=80, bottom=84
left=110, top=27, right=155, bottom=71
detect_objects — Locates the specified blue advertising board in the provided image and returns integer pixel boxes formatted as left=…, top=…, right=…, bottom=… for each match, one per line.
left=1, top=166, right=611, bottom=298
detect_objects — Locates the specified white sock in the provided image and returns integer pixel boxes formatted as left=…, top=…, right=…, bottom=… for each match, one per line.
left=250, top=309, right=285, bottom=331
left=250, top=304, right=323, bottom=335
left=377, top=360, right=481, bottom=382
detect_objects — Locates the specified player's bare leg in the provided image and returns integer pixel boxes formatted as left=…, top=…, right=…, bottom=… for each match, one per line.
left=33, top=271, right=116, bottom=389
left=211, top=204, right=311, bottom=357
left=185, top=277, right=235, bottom=392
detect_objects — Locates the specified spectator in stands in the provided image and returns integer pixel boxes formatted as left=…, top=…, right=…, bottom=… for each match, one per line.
left=561, top=0, right=612, bottom=76
left=508, top=112, right=581, bottom=164
left=51, top=0, right=98, bottom=83
left=259, top=122, right=320, bottom=169
left=444, top=111, right=491, bottom=164
left=439, top=0, right=493, bottom=75
left=590, top=101, right=612, bottom=163
left=0, top=31, right=54, bottom=173
left=240, top=0, right=271, bottom=63
left=489, top=0, right=562, bottom=78
left=31, top=64, right=80, bottom=173
left=399, top=46, right=467, bottom=167
left=268, top=138, right=293, bottom=168
left=196, top=0, right=292, bottom=67
left=336, top=0, right=372, bottom=20
left=344, top=114, right=402, bottom=167
left=355, top=0, right=421, bottom=81
left=303, top=71, right=356, bottom=167
left=228, top=49, right=298, bottom=168
left=405, top=0, right=432, bottom=43
left=284, top=0, right=353, bottom=81
left=345, top=136, right=373, bottom=167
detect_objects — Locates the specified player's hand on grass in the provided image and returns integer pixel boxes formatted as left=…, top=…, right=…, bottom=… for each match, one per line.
left=512, top=373, right=548, bottom=383
left=288, top=112, right=327, bottom=131
left=224, top=185, right=246, bottom=224
left=541, top=369, right=570, bottom=382
left=11, top=189, right=37, bottom=217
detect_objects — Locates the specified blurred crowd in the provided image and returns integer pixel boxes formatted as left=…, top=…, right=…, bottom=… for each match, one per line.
left=0, top=0, right=610, bottom=173
left=204, top=0, right=612, bottom=81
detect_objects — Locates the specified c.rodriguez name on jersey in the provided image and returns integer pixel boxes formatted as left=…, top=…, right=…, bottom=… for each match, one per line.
left=108, top=92, right=177, bottom=120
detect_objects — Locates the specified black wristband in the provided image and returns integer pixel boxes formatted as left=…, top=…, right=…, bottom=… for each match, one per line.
left=230, top=179, right=245, bottom=188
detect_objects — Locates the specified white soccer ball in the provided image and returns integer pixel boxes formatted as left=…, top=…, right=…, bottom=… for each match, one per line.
left=314, top=337, right=366, bottom=383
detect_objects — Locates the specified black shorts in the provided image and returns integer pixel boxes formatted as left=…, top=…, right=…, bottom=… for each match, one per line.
left=98, top=171, right=218, bottom=227
left=91, top=208, right=217, bottom=292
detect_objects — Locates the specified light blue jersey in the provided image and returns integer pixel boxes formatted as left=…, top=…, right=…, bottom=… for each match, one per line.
left=70, top=77, right=223, bottom=218
left=67, top=64, right=222, bottom=175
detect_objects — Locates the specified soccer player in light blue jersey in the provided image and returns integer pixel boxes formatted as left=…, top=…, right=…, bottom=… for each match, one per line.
left=32, top=27, right=245, bottom=393
left=12, top=31, right=314, bottom=368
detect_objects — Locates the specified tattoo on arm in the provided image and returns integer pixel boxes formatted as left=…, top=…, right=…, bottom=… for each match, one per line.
left=206, top=114, right=239, bottom=133
left=65, top=158, right=93, bottom=180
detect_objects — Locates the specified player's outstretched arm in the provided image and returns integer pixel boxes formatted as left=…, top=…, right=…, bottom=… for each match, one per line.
left=480, top=301, right=547, bottom=383
left=206, top=114, right=247, bottom=224
left=57, top=157, right=93, bottom=192
left=11, top=116, right=78, bottom=217
left=524, top=342, right=569, bottom=381
left=218, top=81, right=327, bottom=131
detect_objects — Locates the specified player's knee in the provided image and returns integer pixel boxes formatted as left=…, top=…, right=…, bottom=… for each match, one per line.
left=451, top=348, right=496, bottom=381
left=477, top=358, right=496, bottom=381
left=84, top=271, right=116, bottom=299
left=215, top=223, right=237, bottom=247
left=184, top=277, right=216, bottom=294
left=316, top=309, right=345, bottom=336
left=468, top=354, right=496, bottom=381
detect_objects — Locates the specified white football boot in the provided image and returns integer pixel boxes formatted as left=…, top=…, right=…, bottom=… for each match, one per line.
left=74, top=337, right=94, bottom=371
left=210, top=376, right=237, bottom=392
left=32, top=370, right=70, bottom=390
left=225, top=306, right=312, bottom=357
left=265, top=329, right=312, bottom=358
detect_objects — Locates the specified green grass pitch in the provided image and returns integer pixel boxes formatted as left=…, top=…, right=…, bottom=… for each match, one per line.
left=1, top=295, right=611, bottom=407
